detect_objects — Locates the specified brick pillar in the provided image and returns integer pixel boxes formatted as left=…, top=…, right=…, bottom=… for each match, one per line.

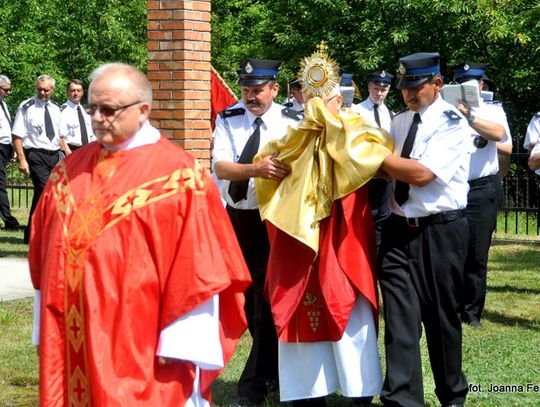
left=147, top=0, right=212, bottom=167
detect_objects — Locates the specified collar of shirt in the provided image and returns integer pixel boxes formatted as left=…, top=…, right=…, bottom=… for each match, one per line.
left=65, top=99, right=80, bottom=109
left=366, top=98, right=381, bottom=110
left=102, top=121, right=160, bottom=151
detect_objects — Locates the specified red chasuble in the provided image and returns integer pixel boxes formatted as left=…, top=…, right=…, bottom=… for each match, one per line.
left=266, top=188, right=378, bottom=342
left=29, top=137, right=251, bottom=406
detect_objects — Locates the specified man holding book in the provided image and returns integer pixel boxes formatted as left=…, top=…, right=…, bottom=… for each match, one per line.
left=451, top=62, right=512, bottom=328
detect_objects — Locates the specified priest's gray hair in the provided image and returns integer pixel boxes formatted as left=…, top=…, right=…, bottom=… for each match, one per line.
left=89, top=62, right=153, bottom=105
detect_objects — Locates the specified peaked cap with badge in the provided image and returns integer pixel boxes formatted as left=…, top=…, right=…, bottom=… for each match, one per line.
left=368, top=71, right=394, bottom=87
left=238, top=58, right=282, bottom=86
left=452, top=62, right=488, bottom=83
left=395, top=52, right=441, bottom=89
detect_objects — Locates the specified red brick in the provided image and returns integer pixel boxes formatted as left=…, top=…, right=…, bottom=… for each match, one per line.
left=148, top=11, right=172, bottom=20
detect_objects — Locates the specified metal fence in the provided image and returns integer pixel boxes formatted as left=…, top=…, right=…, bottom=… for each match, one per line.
left=499, top=153, right=539, bottom=238
left=6, top=154, right=540, bottom=238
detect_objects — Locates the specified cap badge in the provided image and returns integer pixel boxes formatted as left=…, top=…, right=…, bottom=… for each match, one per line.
left=245, top=62, right=253, bottom=74
left=464, top=63, right=470, bottom=71
left=398, top=63, right=406, bottom=75
left=381, top=70, right=386, bottom=78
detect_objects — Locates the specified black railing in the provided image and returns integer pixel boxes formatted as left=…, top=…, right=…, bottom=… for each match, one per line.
left=6, top=154, right=540, bottom=238
left=498, top=153, right=539, bottom=238
left=7, top=178, right=33, bottom=209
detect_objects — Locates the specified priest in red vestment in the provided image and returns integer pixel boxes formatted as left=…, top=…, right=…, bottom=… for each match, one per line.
left=28, top=62, right=251, bottom=406
left=254, top=45, right=393, bottom=406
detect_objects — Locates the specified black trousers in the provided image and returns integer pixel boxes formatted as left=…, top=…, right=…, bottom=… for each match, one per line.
left=368, top=178, right=391, bottom=248
left=462, top=173, right=502, bottom=323
left=377, top=213, right=469, bottom=407
left=24, top=148, right=60, bottom=243
left=226, top=206, right=279, bottom=403
left=0, top=143, right=19, bottom=227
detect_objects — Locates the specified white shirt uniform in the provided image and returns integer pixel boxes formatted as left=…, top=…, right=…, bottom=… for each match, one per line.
left=12, top=96, right=62, bottom=150
left=0, top=100, right=12, bottom=145
left=530, top=141, right=540, bottom=176
left=212, top=100, right=299, bottom=209
left=59, top=99, right=95, bottom=146
left=351, top=98, right=392, bottom=133
left=467, top=99, right=512, bottom=180
left=389, top=96, right=472, bottom=218
left=524, top=112, right=540, bottom=151
left=283, top=97, right=303, bottom=112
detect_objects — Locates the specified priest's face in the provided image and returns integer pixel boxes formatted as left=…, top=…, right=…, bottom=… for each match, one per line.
left=241, top=81, right=279, bottom=116
left=88, top=73, right=150, bottom=146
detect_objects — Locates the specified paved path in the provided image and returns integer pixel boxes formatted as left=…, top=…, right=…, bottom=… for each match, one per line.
left=0, top=257, right=34, bottom=301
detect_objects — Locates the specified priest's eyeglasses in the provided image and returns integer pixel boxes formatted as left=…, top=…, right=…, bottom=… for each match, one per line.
left=86, top=100, right=142, bottom=117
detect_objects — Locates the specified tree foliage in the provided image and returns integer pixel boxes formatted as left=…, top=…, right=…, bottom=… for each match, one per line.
left=211, top=0, right=540, bottom=149
left=0, top=0, right=146, bottom=111
left=0, top=0, right=538, bottom=151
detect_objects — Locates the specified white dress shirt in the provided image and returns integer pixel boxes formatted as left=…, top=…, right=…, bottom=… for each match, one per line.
left=389, top=96, right=472, bottom=218
left=212, top=100, right=298, bottom=209
left=351, top=98, right=392, bottom=133
left=0, top=100, right=12, bottom=145
left=59, top=99, right=95, bottom=146
left=12, top=96, right=62, bottom=150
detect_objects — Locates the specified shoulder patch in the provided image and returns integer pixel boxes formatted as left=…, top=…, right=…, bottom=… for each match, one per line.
left=281, top=107, right=304, bottom=121
left=60, top=104, right=68, bottom=111
left=22, top=99, right=35, bottom=111
left=444, top=110, right=461, bottom=120
left=219, top=107, right=245, bottom=119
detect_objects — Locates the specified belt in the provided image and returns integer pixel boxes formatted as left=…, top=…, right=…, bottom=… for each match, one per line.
left=25, top=148, right=60, bottom=156
left=468, top=173, right=499, bottom=187
left=394, top=209, right=466, bottom=228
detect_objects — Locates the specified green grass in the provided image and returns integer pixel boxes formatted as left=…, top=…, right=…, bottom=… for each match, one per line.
left=494, top=211, right=540, bottom=241
left=1, top=244, right=539, bottom=406
left=0, top=208, right=29, bottom=258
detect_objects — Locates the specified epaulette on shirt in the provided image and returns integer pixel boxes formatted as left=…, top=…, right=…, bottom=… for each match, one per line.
left=281, top=107, right=304, bottom=121
left=60, top=104, right=68, bottom=112
left=219, top=107, right=245, bottom=119
left=22, top=99, right=35, bottom=111
left=50, top=100, right=61, bottom=107
left=443, top=110, right=461, bottom=120
left=393, top=108, right=409, bottom=118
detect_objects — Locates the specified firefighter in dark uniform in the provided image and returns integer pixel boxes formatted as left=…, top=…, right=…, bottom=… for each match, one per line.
left=377, top=52, right=472, bottom=407
left=211, top=58, right=301, bottom=407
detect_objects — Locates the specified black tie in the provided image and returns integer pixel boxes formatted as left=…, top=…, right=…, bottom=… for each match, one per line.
left=394, top=113, right=421, bottom=206
left=44, top=103, right=55, bottom=141
left=77, top=105, right=89, bottom=145
left=373, top=104, right=381, bottom=128
left=228, top=117, right=263, bottom=203
left=1, top=102, right=11, bottom=127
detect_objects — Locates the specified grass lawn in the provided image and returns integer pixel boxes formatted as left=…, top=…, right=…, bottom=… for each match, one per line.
left=0, top=207, right=29, bottom=258
left=1, top=244, right=538, bottom=406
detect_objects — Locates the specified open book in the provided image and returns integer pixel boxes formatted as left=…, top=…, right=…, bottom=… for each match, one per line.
left=441, top=82, right=480, bottom=108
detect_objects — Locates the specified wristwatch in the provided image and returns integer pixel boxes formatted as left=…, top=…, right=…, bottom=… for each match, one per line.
left=467, top=114, right=476, bottom=125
